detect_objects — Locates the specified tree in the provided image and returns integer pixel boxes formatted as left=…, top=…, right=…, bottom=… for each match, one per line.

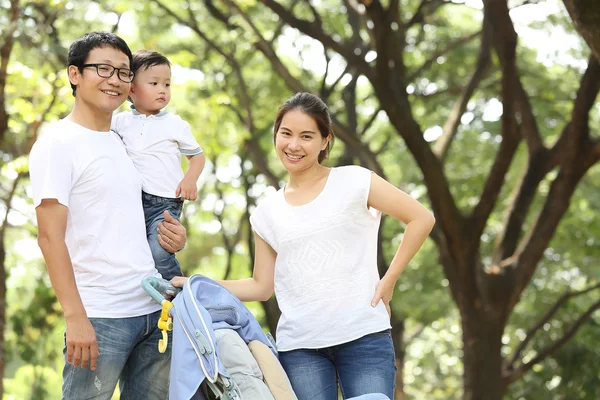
left=134, top=0, right=600, bottom=398
left=563, top=0, right=600, bottom=62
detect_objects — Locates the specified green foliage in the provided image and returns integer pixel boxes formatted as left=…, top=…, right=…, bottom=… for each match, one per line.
left=4, top=364, right=62, bottom=400
left=1, top=0, right=598, bottom=399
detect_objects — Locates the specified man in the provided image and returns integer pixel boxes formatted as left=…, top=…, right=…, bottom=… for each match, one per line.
left=29, top=32, right=186, bottom=399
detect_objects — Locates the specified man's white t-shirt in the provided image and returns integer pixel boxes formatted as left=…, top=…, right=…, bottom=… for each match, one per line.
left=29, top=119, right=161, bottom=318
left=111, top=110, right=202, bottom=198
left=250, top=165, right=391, bottom=351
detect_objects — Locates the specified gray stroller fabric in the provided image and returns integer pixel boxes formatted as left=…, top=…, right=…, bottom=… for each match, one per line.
left=215, top=329, right=275, bottom=400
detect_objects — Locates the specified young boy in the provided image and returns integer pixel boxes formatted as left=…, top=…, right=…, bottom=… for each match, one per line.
left=112, top=50, right=205, bottom=280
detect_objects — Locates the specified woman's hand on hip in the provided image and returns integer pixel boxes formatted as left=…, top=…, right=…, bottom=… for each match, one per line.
left=371, top=277, right=395, bottom=317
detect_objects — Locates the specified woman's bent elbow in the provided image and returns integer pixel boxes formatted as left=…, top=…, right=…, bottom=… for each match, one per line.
left=428, top=213, right=436, bottom=230
left=258, top=286, right=274, bottom=302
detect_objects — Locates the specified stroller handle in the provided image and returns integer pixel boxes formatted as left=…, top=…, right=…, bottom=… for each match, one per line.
left=142, top=276, right=182, bottom=304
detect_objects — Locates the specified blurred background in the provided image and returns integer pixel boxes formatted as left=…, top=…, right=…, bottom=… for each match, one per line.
left=1, top=0, right=599, bottom=398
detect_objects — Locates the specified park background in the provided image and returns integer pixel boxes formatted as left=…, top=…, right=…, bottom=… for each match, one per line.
left=1, top=0, right=599, bottom=399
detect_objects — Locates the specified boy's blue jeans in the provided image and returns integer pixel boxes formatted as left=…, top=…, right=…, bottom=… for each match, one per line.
left=279, top=329, right=396, bottom=400
left=142, top=191, right=183, bottom=280
left=62, top=310, right=171, bottom=400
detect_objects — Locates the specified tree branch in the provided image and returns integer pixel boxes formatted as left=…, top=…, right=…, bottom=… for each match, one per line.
left=259, top=0, right=374, bottom=78
left=343, top=0, right=371, bottom=55
left=319, top=49, right=332, bottom=99
left=337, top=75, right=361, bottom=166
left=374, top=133, right=392, bottom=156
left=565, top=56, right=600, bottom=162
left=491, top=148, right=552, bottom=264
left=268, top=0, right=302, bottom=45
left=505, top=282, right=600, bottom=371
left=406, top=0, right=452, bottom=28
left=590, top=137, right=600, bottom=164
left=110, top=12, right=122, bottom=33
left=504, top=298, right=600, bottom=386
left=562, top=0, right=600, bottom=63
left=433, top=24, right=491, bottom=161
left=359, top=0, right=407, bottom=81
left=0, top=0, right=20, bottom=149
left=408, top=31, right=481, bottom=82
left=515, top=79, right=543, bottom=155
left=152, top=0, right=232, bottom=63
left=221, top=0, right=303, bottom=93
left=468, top=0, right=523, bottom=243
left=0, top=174, right=22, bottom=240
left=330, top=115, right=386, bottom=177
left=405, top=0, right=430, bottom=27
left=493, top=56, right=599, bottom=267
left=360, top=107, right=382, bottom=137
left=221, top=0, right=385, bottom=177
left=506, top=56, right=600, bottom=305
left=306, top=0, right=325, bottom=28
left=203, top=0, right=236, bottom=31
left=154, top=0, right=283, bottom=189
left=29, top=2, right=67, bottom=67
left=213, top=177, right=236, bottom=280
left=322, top=64, right=350, bottom=100
left=351, top=3, right=466, bottom=271
left=24, top=75, right=61, bottom=154
left=404, top=324, right=426, bottom=345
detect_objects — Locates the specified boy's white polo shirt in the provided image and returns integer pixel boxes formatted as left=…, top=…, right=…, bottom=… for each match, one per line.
left=111, top=109, right=202, bottom=198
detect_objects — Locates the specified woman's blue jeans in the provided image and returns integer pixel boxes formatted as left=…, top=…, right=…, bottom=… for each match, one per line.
left=279, top=329, right=396, bottom=400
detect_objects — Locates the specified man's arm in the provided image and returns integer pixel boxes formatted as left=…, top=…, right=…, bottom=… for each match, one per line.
left=36, top=199, right=99, bottom=370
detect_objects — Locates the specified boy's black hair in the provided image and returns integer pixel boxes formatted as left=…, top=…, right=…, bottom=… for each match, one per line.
left=127, top=50, right=172, bottom=103
left=67, top=32, right=133, bottom=97
left=131, top=50, right=171, bottom=74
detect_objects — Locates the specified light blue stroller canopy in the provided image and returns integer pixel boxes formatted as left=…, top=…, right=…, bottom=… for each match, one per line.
left=144, top=275, right=277, bottom=399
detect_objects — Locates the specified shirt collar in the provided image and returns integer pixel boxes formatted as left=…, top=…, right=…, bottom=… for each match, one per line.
left=130, top=105, right=167, bottom=118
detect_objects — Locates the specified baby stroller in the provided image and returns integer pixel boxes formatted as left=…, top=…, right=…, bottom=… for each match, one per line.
left=142, top=275, right=295, bottom=400
left=142, top=275, right=391, bottom=400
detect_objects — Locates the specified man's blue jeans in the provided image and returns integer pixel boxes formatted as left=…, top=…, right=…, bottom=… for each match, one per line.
left=62, top=310, right=170, bottom=400
left=142, top=191, right=183, bottom=280
left=279, top=329, right=396, bottom=400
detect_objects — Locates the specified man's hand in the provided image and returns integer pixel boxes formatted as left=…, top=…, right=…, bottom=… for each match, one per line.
left=65, top=315, right=99, bottom=370
left=158, top=210, right=187, bottom=253
left=175, top=178, right=198, bottom=201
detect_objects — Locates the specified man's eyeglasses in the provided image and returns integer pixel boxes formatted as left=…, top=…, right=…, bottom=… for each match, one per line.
left=81, top=64, right=135, bottom=83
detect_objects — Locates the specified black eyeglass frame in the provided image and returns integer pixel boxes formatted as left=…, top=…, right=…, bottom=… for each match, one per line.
left=80, top=63, right=135, bottom=83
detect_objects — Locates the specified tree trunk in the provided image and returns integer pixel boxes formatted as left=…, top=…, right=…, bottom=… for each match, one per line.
left=261, top=297, right=281, bottom=338
left=0, top=242, right=6, bottom=398
left=461, top=310, right=505, bottom=400
left=391, top=321, right=406, bottom=400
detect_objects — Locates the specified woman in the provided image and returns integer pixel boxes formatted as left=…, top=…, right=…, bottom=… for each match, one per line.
left=175, top=92, right=435, bottom=399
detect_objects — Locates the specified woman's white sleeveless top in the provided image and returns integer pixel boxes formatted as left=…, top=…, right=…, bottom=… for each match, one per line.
left=250, top=166, right=391, bottom=351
